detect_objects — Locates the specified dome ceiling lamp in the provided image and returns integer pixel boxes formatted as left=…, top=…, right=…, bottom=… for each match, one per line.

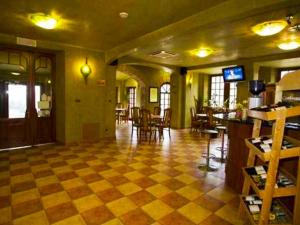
left=191, top=47, right=214, bottom=58
left=277, top=40, right=300, bottom=50
left=29, top=13, right=58, bottom=29
left=251, top=20, right=288, bottom=36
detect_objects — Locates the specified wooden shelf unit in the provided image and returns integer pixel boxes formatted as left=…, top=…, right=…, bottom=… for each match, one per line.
left=240, top=195, right=293, bottom=225
left=245, top=136, right=300, bottom=161
left=242, top=166, right=296, bottom=198
left=240, top=107, right=300, bottom=225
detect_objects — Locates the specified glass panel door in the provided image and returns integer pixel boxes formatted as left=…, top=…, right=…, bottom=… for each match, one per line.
left=0, top=51, right=29, bottom=148
left=34, top=55, right=54, bottom=144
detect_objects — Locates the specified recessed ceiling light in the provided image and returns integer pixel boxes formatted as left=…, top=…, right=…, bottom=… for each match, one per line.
left=251, top=20, right=287, bottom=36
left=119, top=12, right=128, bottom=19
left=192, top=48, right=214, bottom=58
left=29, top=13, right=58, bottom=29
left=278, top=41, right=300, bottom=50
left=11, top=72, right=21, bottom=76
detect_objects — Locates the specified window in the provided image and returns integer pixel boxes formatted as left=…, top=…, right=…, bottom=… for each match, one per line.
left=160, top=83, right=171, bottom=115
left=127, top=87, right=136, bottom=109
left=210, top=76, right=237, bottom=108
left=8, top=84, right=27, bottom=118
left=229, top=82, right=237, bottom=109
left=280, top=69, right=295, bottom=79
left=210, top=76, right=224, bottom=107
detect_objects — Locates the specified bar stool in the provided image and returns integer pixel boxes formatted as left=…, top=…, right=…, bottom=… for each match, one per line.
left=215, top=126, right=227, bottom=163
left=198, top=129, right=218, bottom=171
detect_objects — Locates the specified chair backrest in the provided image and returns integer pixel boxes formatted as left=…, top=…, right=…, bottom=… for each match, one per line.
left=162, top=108, right=172, bottom=126
left=206, top=107, right=215, bottom=127
left=116, top=103, right=123, bottom=108
left=131, top=107, right=140, bottom=124
left=153, top=107, right=161, bottom=116
left=190, top=107, right=197, bottom=121
left=140, top=109, right=151, bottom=129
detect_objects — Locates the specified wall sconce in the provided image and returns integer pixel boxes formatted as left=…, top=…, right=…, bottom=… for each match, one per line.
left=80, top=57, right=92, bottom=80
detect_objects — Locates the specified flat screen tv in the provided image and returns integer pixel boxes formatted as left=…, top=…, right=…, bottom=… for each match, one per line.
left=222, top=66, right=245, bottom=82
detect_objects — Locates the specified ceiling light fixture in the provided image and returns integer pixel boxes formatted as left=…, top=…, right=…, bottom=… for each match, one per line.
left=278, top=41, right=300, bottom=50
left=251, top=20, right=287, bottom=36
left=119, top=12, right=128, bottom=19
left=192, top=48, right=213, bottom=58
left=29, top=13, right=58, bottom=29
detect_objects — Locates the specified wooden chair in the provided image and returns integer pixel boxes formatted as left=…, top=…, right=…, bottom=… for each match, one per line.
left=190, top=107, right=202, bottom=132
left=139, top=109, right=155, bottom=143
left=120, top=108, right=129, bottom=124
left=155, top=108, right=172, bottom=139
left=203, top=107, right=217, bottom=129
left=131, top=107, right=140, bottom=139
left=153, top=107, right=161, bottom=115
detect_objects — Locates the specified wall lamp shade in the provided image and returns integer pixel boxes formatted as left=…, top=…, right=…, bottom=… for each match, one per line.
left=80, top=57, right=92, bottom=78
left=251, top=20, right=287, bottom=36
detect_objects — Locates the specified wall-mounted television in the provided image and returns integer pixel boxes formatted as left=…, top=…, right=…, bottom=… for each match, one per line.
left=222, top=66, right=245, bottom=82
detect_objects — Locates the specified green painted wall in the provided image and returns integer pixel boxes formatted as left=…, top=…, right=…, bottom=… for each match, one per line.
left=56, top=47, right=116, bottom=144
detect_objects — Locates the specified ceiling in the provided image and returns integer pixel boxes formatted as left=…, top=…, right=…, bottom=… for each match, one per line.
left=0, top=0, right=300, bottom=68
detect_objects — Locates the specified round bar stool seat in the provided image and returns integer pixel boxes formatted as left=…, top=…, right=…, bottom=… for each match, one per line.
left=215, top=126, right=227, bottom=163
left=198, top=129, right=218, bottom=172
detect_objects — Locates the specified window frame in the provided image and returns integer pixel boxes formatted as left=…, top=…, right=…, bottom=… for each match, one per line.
left=209, top=75, right=237, bottom=108
left=160, top=82, right=171, bottom=115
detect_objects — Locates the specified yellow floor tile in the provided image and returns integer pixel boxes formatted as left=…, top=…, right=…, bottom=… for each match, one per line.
left=36, top=175, right=59, bottom=187
left=12, top=189, right=40, bottom=205
left=42, top=191, right=70, bottom=208
left=149, top=173, right=170, bottom=183
left=178, top=202, right=212, bottom=224
left=215, top=205, right=245, bottom=225
left=123, top=171, right=144, bottom=181
left=52, top=166, right=72, bottom=174
left=116, top=182, right=142, bottom=195
left=146, top=184, right=171, bottom=198
left=0, top=185, right=10, bottom=196
left=176, top=186, right=203, bottom=200
left=13, top=211, right=49, bottom=225
left=0, top=207, right=11, bottom=224
left=75, top=168, right=95, bottom=177
left=129, top=162, right=147, bottom=170
left=207, top=187, right=236, bottom=203
left=88, top=180, right=113, bottom=192
left=61, top=178, right=85, bottom=189
left=10, top=174, right=34, bottom=185
left=52, top=215, right=87, bottom=225
left=73, top=194, right=103, bottom=212
left=107, top=161, right=126, bottom=168
left=106, top=197, right=137, bottom=216
left=99, top=169, right=121, bottom=178
left=175, top=174, right=197, bottom=184
left=102, top=218, right=124, bottom=225
left=142, top=200, right=173, bottom=220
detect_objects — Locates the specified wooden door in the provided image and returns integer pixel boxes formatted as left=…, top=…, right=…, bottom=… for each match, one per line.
left=0, top=50, right=55, bottom=149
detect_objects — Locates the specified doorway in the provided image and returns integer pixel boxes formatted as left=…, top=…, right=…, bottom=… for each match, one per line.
left=0, top=49, right=55, bottom=149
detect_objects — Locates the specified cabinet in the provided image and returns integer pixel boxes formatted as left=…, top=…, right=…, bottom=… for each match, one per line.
left=240, top=106, right=300, bottom=225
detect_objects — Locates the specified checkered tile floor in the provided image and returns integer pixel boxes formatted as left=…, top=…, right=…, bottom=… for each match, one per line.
left=0, top=125, right=248, bottom=225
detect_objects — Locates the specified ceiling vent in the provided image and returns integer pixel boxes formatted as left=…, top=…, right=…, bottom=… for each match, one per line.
left=150, top=50, right=177, bottom=58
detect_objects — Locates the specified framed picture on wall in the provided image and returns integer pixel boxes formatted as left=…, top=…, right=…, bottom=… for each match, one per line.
left=149, top=87, right=158, bottom=103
